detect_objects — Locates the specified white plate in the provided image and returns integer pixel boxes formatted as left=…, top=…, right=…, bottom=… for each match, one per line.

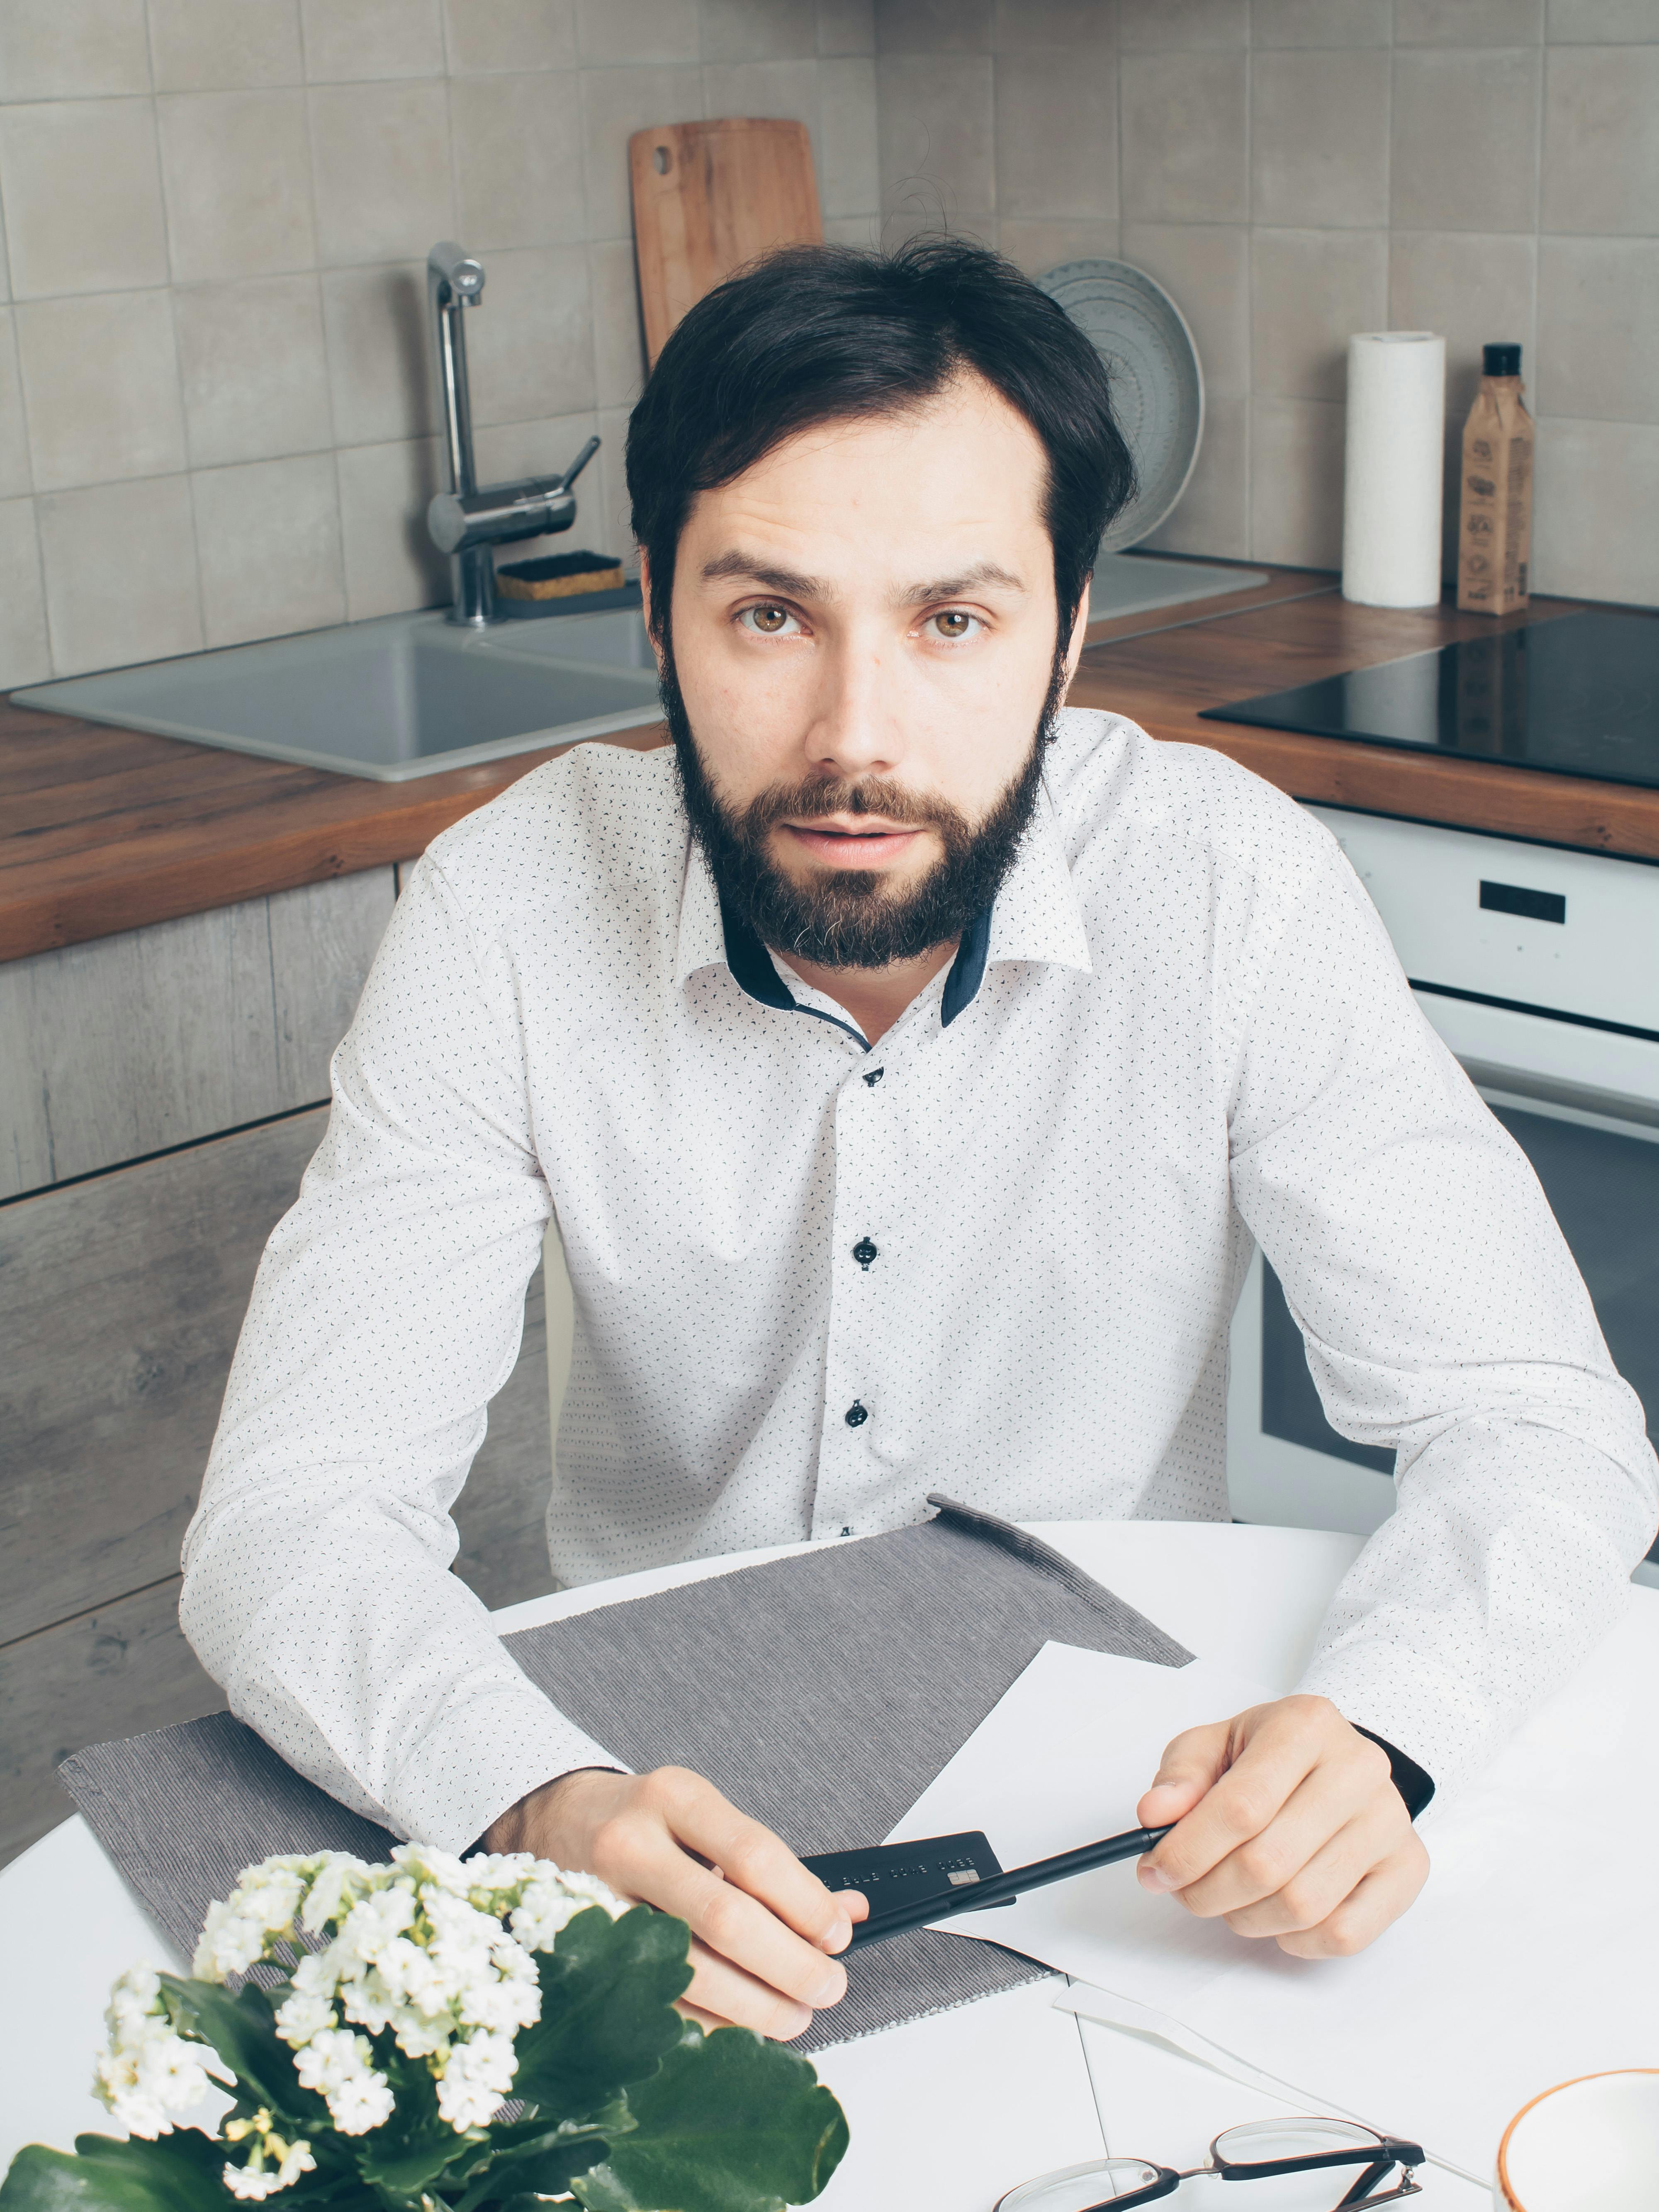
left=1037, top=258, right=1205, bottom=550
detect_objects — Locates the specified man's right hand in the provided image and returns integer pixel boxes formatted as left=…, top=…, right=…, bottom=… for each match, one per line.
left=484, top=1766, right=867, bottom=2041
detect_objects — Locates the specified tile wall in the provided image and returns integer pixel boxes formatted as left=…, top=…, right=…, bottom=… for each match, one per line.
left=871, top=0, right=1659, bottom=605
left=0, top=0, right=882, bottom=685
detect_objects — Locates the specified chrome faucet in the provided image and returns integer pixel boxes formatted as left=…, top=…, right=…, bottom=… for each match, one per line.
left=425, top=241, right=599, bottom=627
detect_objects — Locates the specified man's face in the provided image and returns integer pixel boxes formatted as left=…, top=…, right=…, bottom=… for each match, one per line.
left=652, top=373, right=1089, bottom=967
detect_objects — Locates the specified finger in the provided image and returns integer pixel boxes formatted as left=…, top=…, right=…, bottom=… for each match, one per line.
left=1214, top=1804, right=1406, bottom=1937
left=681, top=1937, right=819, bottom=2041
left=1172, top=1752, right=1407, bottom=1920
left=1139, top=1706, right=1328, bottom=1896
left=1136, top=1718, right=1236, bottom=1830
left=1274, top=1840, right=1430, bottom=1960
left=659, top=1774, right=857, bottom=1952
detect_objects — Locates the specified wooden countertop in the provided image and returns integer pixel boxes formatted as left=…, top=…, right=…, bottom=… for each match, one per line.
left=3, top=564, right=1653, bottom=964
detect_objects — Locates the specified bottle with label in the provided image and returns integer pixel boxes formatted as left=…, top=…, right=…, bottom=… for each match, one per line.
left=1457, top=341, right=1533, bottom=615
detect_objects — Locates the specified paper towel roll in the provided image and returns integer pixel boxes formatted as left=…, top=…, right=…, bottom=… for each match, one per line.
left=1342, top=330, right=1445, bottom=609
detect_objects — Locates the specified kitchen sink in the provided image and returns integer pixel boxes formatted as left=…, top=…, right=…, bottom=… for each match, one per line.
left=13, top=606, right=662, bottom=783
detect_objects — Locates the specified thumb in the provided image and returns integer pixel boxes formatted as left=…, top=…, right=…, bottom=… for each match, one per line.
left=1136, top=1718, right=1233, bottom=1828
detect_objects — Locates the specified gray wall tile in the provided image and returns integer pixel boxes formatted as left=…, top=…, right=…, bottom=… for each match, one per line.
left=1541, top=44, right=1659, bottom=231
left=309, top=80, right=456, bottom=264
left=158, top=91, right=318, bottom=282
left=995, top=46, right=1117, bottom=222
left=878, top=53, right=995, bottom=213
left=464, top=244, right=595, bottom=423
left=336, top=434, right=446, bottom=618
left=148, top=0, right=304, bottom=90
left=1142, top=389, right=1249, bottom=556
left=1119, top=221, right=1249, bottom=395
left=0, top=0, right=151, bottom=100
left=1531, top=417, right=1659, bottom=603
left=589, top=238, right=647, bottom=408
left=876, top=0, right=993, bottom=53
left=0, top=496, right=50, bottom=689
left=449, top=70, right=589, bottom=249
left=1391, top=48, right=1540, bottom=233
left=993, top=1, right=1117, bottom=46
left=1250, top=226, right=1388, bottom=401
left=1253, top=0, right=1392, bottom=44
left=579, top=64, right=705, bottom=239
left=440, top=0, right=578, bottom=70
left=300, top=0, right=446, bottom=80
left=16, top=291, right=188, bottom=491
left=1119, top=0, right=1247, bottom=49
left=192, top=451, right=347, bottom=644
left=574, top=0, right=701, bottom=64
left=1252, top=49, right=1391, bottom=228
left=174, top=274, right=335, bottom=467
left=38, top=474, right=203, bottom=676
left=1546, top=0, right=1659, bottom=35
left=997, top=216, right=1119, bottom=274
left=701, top=0, right=818, bottom=60
left=1397, top=0, right=1543, bottom=40
left=0, top=100, right=169, bottom=299
left=1121, top=51, right=1247, bottom=222
left=701, top=58, right=821, bottom=138
left=819, top=0, right=876, bottom=51
left=595, top=400, right=638, bottom=562
left=320, top=262, right=435, bottom=447
left=1250, top=392, right=1345, bottom=566
left=0, top=316, right=30, bottom=497
left=820, top=56, right=881, bottom=217
left=1537, top=234, right=1659, bottom=423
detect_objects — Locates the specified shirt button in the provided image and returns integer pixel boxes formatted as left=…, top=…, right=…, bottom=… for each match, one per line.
left=844, top=1400, right=868, bottom=1428
left=852, top=1237, right=878, bottom=1269
left=863, top=1067, right=884, bottom=1087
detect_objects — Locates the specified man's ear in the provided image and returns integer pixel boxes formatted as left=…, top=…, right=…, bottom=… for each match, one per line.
left=637, top=549, right=666, bottom=674
left=1062, top=576, right=1093, bottom=684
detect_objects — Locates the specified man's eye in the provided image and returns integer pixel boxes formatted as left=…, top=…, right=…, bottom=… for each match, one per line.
left=927, top=609, right=981, bottom=641
left=739, top=605, right=798, bottom=635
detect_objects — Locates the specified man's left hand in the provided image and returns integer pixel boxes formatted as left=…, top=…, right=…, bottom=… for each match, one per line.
left=1134, top=1694, right=1428, bottom=1958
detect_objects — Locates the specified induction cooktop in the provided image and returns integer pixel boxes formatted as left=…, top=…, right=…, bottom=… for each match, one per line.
left=1202, top=609, right=1659, bottom=790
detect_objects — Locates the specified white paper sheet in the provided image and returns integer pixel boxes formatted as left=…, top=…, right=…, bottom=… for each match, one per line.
left=885, top=1609, right=1659, bottom=2182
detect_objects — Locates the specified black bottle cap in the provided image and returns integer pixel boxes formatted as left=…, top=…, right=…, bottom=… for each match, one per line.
left=1483, top=342, right=1522, bottom=377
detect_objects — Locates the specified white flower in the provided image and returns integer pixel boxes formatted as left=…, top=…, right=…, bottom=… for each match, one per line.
left=292, top=2025, right=394, bottom=2135
left=221, top=2111, right=316, bottom=2199
left=193, top=1860, right=307, bottom=1981
left=272, top=1988, right=336, bottom=2047
left=92, top=1963, right=231, bottom=2139
left=509, top=1867, right=620, bottom=1951
left=298, top=1854, right=372, bottom=1933
left=435, top=2029, right=518, bottom=2132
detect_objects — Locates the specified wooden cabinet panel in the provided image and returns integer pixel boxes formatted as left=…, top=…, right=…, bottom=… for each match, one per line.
left=0, top=869, right=394, bottom=1199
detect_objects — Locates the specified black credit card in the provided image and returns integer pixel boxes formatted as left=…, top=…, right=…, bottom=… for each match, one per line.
left=801, top=1830, right=1011, bottom=1912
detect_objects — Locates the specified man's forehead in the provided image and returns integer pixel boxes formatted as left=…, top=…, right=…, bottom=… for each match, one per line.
left=696, top=549, right=1031, bottom=607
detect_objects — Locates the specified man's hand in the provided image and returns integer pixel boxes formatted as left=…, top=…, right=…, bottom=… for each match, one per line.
left=486, top=1767, right=867, bottom=2040
left=1134, top=1694, right=1428, bottom=1958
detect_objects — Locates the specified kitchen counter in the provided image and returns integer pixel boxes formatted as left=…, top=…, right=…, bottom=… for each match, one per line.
left=3, top=565, right=1652, bottom=965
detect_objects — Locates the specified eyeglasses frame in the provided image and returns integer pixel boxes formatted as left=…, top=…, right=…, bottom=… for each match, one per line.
left=1008, top=2124, right=1426, bottom=2212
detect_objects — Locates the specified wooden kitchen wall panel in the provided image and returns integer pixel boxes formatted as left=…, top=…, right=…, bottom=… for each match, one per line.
left=0, top=869, right=393, bottom=1199
left=0, top=1575, right=227, bottom=1869
left=0, top=1107, right=329, bottom=1647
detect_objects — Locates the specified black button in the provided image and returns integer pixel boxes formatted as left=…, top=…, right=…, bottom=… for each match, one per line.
left=840, top=1525, right=853, bottom=1538
left=852, top=1237, right=878, bottom=1269
left=863, top=1067, right=884, bottom=1087
left=844, top=1400, right=868, bottom=1428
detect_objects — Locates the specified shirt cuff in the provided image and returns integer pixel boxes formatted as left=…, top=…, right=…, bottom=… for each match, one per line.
left=389, top=1678, right=632, bottom=1855
left=1350, top=1723, right=1435, bottom=1820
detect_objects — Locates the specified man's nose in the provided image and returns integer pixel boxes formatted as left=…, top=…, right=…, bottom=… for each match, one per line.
left=805, top=632, right=904, bottom=779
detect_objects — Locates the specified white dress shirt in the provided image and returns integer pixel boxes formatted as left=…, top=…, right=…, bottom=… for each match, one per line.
left=182, top=710, right=1658, bottom=1854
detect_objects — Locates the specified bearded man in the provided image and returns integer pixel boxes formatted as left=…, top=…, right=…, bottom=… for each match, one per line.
left=184, top=241, right=1657, bottom=2043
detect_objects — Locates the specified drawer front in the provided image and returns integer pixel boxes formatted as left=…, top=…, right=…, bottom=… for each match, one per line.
left=1307, top=806, right=1659, bottom=1036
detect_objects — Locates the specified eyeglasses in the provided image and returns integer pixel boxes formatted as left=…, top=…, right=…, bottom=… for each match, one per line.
left=996, top=2119, right=1425, bottom=2212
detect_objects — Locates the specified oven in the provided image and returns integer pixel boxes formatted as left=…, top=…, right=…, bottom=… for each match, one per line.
left=1226, top=805, right=1659, bottom=1588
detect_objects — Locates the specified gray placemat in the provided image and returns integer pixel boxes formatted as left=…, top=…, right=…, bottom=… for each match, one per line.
left=61, top=1496, right=1191, bottom=2050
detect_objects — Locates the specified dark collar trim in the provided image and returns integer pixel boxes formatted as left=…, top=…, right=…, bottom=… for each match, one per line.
left=718, top=888, right=995, bottom=1044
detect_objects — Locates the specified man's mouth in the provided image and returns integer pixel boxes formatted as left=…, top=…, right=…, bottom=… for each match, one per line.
left=779, top=819, right=933, bottom=870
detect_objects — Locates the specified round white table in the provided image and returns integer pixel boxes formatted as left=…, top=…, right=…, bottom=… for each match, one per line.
left=0, top=1522, right=1489, bottom=2209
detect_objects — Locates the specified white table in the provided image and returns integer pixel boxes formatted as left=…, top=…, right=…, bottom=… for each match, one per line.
left=0, top=1524, right=1490, bottom=2208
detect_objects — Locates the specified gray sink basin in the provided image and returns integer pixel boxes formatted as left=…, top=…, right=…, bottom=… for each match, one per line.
left=13, top=607, right=662, bottom=782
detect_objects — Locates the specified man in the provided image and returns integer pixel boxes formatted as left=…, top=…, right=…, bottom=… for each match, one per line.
left=183, top=243, right=1657, bottom=2045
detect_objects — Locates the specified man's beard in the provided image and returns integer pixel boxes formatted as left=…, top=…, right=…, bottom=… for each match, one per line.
left=663, top=639, right=1068, bottom=971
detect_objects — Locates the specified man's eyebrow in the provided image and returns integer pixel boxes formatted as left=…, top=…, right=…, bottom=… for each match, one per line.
left=699, top=551, right=833, bottom=599
left=898, top=562, right=1028, bottom=603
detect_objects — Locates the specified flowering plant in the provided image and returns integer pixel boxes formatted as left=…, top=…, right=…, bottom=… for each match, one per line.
left=0, top=1845, right=848, bottom=2212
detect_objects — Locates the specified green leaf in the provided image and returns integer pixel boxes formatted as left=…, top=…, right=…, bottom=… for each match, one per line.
left=571, top=2026, right=849, bottom=2212
left=0, top=2131, right=228, bottom=2212
left=160, top=1974, right=326, bottom=2129
left=511, top=1908, right=691, bottom=2124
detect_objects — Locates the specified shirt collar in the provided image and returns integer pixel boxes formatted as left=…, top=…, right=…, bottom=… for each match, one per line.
left=674, top=784, right=1092, bottom=1027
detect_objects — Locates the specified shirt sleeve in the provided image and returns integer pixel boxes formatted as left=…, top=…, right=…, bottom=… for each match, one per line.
left=1225, top=819, right=1659, bottom=1799
left=180, top=853, right=625, bottom=1853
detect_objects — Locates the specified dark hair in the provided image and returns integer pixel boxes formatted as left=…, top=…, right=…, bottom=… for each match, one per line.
left=625, top=237, right=1135, bottom=642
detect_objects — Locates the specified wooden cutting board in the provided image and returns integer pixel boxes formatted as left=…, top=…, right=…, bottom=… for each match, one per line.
left=630, top=117, right=823, bottom=366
